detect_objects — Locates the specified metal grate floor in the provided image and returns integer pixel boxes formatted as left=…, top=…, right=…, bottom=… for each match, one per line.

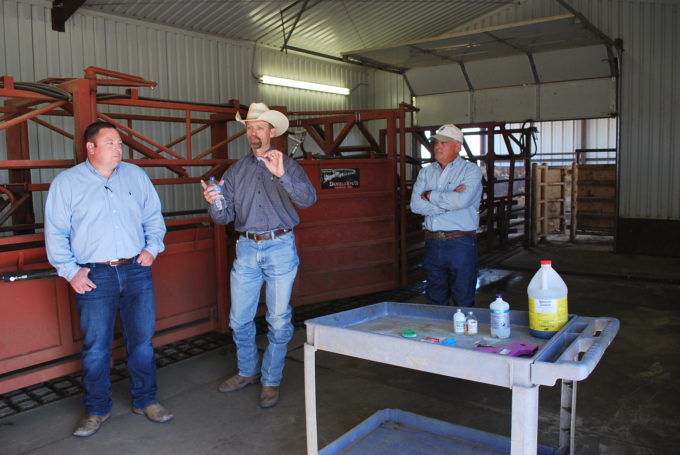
left=0, top=281, right=428, bottom=419
left=0, top=332, right=231, bottom=419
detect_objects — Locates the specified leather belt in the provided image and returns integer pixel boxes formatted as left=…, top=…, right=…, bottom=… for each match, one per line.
left=94, top=257, right=134, bottom=266
left=240, top=229, right=291, bottom=241
left=424, top=230, right=476, bottom=241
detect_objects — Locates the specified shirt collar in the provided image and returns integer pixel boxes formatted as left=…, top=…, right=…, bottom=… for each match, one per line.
left=85, top=159, right=120, bottom=179
left=436, top=155, right=462, bottom=171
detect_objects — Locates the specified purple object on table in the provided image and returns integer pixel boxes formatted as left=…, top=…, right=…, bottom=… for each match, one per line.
left=474, top=342, right=539, bottom=357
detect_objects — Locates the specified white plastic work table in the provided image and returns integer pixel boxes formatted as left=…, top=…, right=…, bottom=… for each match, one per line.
left=304, top=302, right=619, bottom=455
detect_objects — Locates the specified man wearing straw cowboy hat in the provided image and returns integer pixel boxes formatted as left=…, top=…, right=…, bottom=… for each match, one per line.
left=201, top=103, right=316, bottom=408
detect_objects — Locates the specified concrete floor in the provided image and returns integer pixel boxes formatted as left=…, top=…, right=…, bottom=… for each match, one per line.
left=1, top=238, right=679, bottom=454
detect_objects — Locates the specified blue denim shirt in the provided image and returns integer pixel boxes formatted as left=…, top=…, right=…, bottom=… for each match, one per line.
left=45, top=160, right=166, bottom=281
left=208, top=153, right=317, bottom=232
left=410, top=156, right=483, bottom=232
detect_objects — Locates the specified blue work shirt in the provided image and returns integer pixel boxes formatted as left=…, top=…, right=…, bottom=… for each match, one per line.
left=410, top=156, right=483, bottom=232
left=45, top=160, right=166, bottom=281
left=208, top=153, right=316, bottom=232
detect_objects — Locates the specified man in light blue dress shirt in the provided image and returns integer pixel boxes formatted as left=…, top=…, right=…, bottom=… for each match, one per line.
left=201, top=103, right=316, bottom=409
left=410, top=124, right=483, bottom=307
left=45, top=121, right=173, bottom=437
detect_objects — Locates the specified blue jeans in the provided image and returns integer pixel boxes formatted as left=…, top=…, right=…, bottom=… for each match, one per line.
left=76, top=261, right=158, bottom=416
left=229, top=231, right=298, bottom=386
left=423, top=234, right=478, bottom=307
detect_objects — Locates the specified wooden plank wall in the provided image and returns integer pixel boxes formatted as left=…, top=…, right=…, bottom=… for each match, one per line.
left=572, top=164, right=616, bottom=236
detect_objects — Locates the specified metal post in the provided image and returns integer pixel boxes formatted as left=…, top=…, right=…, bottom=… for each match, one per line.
left=570, top=162, right=578, bottom=241
left=511, top=384, right=539, bottom=455
left=524, top=130, right=532, bottom=247
left=485, top=128, right=496, bottom=250
left=304, top=342, right=318, bottom=455
left=5, top=117, right=34, bottom=234
left=61, top=78, right=97, bottom=162
left=398, top=104, right=408, bottom=287
left=214, top=224, right=230, bottom=333
left=558, top=379, right=577, bottom=455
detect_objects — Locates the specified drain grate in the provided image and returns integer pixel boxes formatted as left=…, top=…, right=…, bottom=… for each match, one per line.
left=0, top=332, right=232, bottom=419
left=0, top=279, right=428, bottom=419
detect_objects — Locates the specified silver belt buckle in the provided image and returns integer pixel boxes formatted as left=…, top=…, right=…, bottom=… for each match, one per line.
left=108, top=258, right=121, bottom=266
left=435, top=232, right=446, bottom=241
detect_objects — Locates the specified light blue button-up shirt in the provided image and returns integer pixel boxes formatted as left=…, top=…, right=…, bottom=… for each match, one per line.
left=410, top=156, right=483, bottom=232
left=45, top=160, right=166, bottom=281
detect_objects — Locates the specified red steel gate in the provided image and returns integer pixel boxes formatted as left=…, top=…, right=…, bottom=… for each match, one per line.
left=0, top=68, right=412, bottom=393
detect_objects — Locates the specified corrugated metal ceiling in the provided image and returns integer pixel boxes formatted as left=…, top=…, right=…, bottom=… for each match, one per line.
left=344, top=14, right=611, bottom=69
left=82, top=0, right=517, bottom=60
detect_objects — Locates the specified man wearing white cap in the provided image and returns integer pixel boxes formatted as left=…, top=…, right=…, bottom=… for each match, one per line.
left=201, top=103, right=317, bottom=408
left=410, top=124, right=483, bottom=307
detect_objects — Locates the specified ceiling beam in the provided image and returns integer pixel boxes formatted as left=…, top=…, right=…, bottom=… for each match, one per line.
left=51, top=0, right=86, bottom=33
left=281, top=0, right=310, bottom=52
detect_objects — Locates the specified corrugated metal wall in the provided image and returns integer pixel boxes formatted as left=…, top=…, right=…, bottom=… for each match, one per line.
left=503, top=118, right=616, bottom=166
left=0, top=0, right=409, bottom=225
left=457, top=0, right=680, bottom=220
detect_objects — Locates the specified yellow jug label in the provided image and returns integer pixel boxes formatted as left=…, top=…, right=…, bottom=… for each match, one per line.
left=528, top=297, right=568, bottom=332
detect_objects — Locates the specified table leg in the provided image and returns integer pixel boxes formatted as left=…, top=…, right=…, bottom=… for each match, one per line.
left=558, top=380, right=577, bottom=455
left=511, top=384, right=539, bottom=455
left=305, top=342, right=318, bottom=455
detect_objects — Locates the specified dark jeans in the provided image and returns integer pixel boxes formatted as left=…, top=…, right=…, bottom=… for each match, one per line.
left=76, top=261, right=158, bottom=416
left=423, top=234, right=478, bottom=307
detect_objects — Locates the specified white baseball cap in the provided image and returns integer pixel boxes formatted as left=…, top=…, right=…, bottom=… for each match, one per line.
left=431, top=124, right=464, bottom=143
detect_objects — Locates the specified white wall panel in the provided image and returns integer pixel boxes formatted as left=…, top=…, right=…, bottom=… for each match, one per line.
left=584, top=117, right=616, bottom=149
left=466, top=55, right=535, bottom=89
left=369, top=69, right=411, bottom=110
left=416, top=78, right=615, bottom=125
left=534, top=45, right=611, bottom=82
left=474, top=85, right=537, bottom=122
left=406, top=64, right=467, bottom=95
left=539, top=78, right=616, bottom=120
left=416, top=92, right=471, bottom=126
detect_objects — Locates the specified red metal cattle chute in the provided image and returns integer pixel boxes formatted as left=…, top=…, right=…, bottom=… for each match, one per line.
left=289, top=105, right=414, bottom=304
left=0, top=68, right=414, bottom=393
left=0, top=68, right=246, bottom=393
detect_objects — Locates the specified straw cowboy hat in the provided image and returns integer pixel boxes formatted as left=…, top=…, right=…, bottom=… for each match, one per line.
left=235, top=102, right=289, bottom=137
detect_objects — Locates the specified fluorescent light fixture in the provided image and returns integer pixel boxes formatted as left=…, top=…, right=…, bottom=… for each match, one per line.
left=260, top=75, right=350, bottom=95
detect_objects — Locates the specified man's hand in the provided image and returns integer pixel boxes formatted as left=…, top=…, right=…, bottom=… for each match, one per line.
left=136, top=249, right=155, bottom=267
left=454, top=184, right=466, bottom=193
left=261, top=149, right=285, bottom=178
left=70, top=267, right=96, bottom=294
left=200, top=179, right=225, bottom=205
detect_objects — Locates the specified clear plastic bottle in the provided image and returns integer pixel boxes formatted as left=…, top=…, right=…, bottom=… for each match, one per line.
left=453, top=309, right=466, bottom=334
left=528, top=260, right=568, bottom=339
left=464, top=311, right=478, bottom=335
left=206, top=176, right=225, bottom=211
left=489, top=295, right=511, bottom=339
